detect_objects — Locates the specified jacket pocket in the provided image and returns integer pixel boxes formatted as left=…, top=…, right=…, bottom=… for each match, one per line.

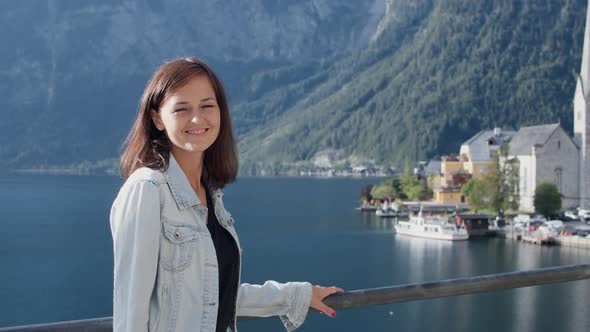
left=161, top=223, right=199, bottom=272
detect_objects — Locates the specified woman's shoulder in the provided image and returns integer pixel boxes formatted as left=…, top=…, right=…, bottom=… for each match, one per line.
left=112, top=167, right=167, bottom=207
left=126, top=166, right=167, bottom=186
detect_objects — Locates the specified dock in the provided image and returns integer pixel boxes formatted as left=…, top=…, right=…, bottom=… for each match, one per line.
left=555, top=235, right=590, bottom=249
left=495, top=226, right=590, bottom=248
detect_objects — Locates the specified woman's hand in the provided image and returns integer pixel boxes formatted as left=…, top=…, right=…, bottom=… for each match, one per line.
left=311, top=285, right=344, bottom=318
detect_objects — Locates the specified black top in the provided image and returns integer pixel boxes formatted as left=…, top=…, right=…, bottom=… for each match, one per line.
left=205, top=186, right=240, bottom=332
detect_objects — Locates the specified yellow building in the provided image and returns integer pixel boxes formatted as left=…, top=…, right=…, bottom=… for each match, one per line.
left=434, top=189, right=463, bottom=205
left=440, top=156, right=464, bottom=173
left=433, top=128, right=515, bottom=205
left=433, top=165, right=471, bottom=204
left=463, top=161, right=495, bottom=179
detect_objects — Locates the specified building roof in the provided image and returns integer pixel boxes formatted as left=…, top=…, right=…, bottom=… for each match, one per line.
left=424, top=160, right=442, bottom=177
left=460, top=128, right=516, bottom=161
left=508, top=123, right=560, bottom=156
left=443, top=155, right=459, bottom=161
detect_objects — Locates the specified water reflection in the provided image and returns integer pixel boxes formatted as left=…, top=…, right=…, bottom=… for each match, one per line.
left=393, top=236, right=453, bottom=281
left=360, top=212, right=394, bottom=232
left=381, top=216, right=590, bottom=332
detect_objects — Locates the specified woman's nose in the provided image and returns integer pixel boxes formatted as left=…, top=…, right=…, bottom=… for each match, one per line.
left=190, top=110, right=202, bottom=123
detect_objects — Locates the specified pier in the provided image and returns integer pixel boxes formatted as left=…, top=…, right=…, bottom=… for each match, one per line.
left=555, top=235, right=590, bottom=249
left=496, top=225, right=590, bottom=248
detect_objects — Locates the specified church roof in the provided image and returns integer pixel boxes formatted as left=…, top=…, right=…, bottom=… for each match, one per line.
left=508, top=123, right=560, bottom=156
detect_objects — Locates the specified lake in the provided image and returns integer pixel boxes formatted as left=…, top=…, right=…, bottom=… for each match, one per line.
left=0, top=175, right=589, bottom=331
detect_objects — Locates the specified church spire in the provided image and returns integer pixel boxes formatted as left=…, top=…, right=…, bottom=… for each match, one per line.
left=581, top=0, right=590, bottom=97
left=575, top=0, right=590, bottom=209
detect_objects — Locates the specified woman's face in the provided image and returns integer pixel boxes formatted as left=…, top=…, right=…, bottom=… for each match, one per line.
left=151, top=75, right=221, bottom=158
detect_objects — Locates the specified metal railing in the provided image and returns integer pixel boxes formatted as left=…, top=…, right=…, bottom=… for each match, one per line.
left=1, top=264, right=589, bottom=331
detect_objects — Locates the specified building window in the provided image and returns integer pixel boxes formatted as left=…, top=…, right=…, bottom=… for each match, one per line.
left=555, top=168, right=563, bottom=193
left=557, top=141, right=561, bottom=150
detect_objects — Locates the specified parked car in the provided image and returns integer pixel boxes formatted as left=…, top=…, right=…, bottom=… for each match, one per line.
left=563, top=211, right=581, bottom=221
left=513, top=214, right=531, bottom=224
left=578, top=208, right=590, bottom=220
left=550, top=211, right=576, bottom=221
left=545, top=220, right=564, bottom=229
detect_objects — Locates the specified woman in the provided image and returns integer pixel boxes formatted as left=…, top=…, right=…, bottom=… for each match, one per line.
left=110, top=57, right=342, bottom=332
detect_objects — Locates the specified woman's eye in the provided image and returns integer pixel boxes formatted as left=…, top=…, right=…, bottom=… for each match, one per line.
left=203, top=105, right=215, bottom=109
left=175, top=108, right=187, bottom=113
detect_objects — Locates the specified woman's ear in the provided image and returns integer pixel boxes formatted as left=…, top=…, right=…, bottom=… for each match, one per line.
left=150, top=109, right=165, bottom=131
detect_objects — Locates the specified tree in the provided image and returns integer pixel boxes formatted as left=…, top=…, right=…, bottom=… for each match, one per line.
left=406, top=184, right=426, bottom=201
left=400, top=160, right=424, bottom=200
left=462, top=143, right=521, bottom=213
left=502, top=157, right=520, bottom=211
left=462, top=178, right=494, bottom=212
left=365, top=177, right=401, bottom=200
left=495, top=143, right=520, bottom=212
left=534, top=182, right=562, bottom=217
left=403, top=159, right=413, bottom=178
left=360, top=185, right=374, bottom=201
left=370, top=184, right=398, bottom=200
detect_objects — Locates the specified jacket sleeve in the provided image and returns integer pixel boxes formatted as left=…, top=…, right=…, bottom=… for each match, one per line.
left=236, top=281, right=312, bottom=332
left=109, top=180, right=161, bottom=332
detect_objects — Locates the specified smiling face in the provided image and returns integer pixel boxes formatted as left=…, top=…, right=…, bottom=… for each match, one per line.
left=150, top=75, right=221, bottom=160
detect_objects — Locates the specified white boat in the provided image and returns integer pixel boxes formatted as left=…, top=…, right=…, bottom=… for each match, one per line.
left=394, top=210, right=469, bottom=241
left=376, top=208, right=397, bottom=217
left=376, top=201, right=401, bottom=218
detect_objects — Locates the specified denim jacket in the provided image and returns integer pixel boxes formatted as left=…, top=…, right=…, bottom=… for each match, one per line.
left=109, top=154, right=312, bottom=332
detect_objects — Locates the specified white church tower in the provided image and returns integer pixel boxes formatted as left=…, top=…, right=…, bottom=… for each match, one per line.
left=574, top=0, right=590, bottom=209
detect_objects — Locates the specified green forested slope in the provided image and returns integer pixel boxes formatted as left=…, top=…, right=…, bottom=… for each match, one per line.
left=235, top=0, right=586, bottom=175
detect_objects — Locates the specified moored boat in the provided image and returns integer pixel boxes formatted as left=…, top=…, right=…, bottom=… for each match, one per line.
left=376, top=208, right=398, bottom=217
left=376, top=200, right=408, bottom=218
left=394, top=210, right=469, bottom=241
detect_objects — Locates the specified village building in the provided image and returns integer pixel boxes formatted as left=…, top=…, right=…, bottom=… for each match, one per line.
left=433, top=157, right=471, bottom=205
left=459, top=128, right=515, bottom=176
left=434, top=128, right=515, bottom=205
left=507, top=124, right=580, bottom=212
left=508, top=3, right=590, bottom=212
left=422, top=160, right=442, bottom=178
left=434, top=2, right=590, bottom=211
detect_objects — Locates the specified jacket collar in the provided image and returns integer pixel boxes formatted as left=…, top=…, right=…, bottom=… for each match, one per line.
left=163, top=153, right=223, bottom=211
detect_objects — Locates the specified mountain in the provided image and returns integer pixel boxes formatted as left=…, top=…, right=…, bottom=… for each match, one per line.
left=0, top=0, right=382, bottom=171
left=1, top=0, right=588, bottom=176
left=236, top=0, right=588, bottom=175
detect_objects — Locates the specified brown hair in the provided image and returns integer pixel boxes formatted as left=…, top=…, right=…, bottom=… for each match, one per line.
left=120, top=57, right=238, bottom=189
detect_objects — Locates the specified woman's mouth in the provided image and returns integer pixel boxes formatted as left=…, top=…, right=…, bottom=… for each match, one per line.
left=186, top=128, right=208, bottom=135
